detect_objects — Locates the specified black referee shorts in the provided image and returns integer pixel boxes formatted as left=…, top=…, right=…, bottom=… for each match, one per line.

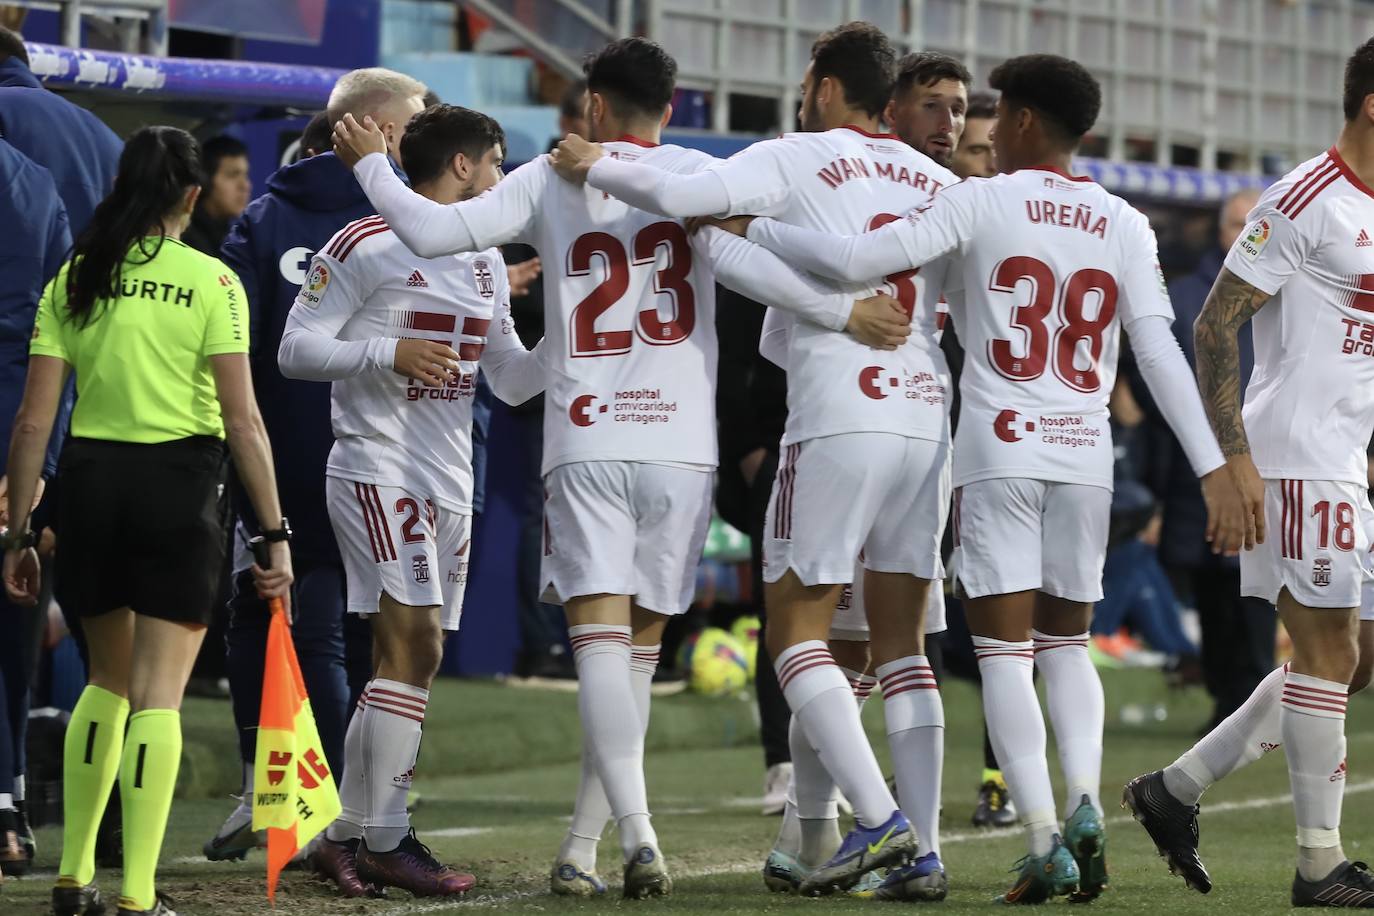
left=57, top=436, right=230, bottom=625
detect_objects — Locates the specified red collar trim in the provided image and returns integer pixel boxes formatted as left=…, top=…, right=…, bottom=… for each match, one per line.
left=1327, top=146, right=1374, bottom=201
left=839, top=124, right=899, bottom=141
left=608, top=134, right=659, bottom=148
left=1025, top=164, right=1092, bottom=182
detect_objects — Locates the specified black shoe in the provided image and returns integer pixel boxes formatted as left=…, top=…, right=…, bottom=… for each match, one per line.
left=52, top=878, right=106, bottom=916
left=0, top=808, right=28, bottom=876
left=972, top=778, right=1017, bottom=828
left=1122, top=770, right=1211, bottom=893
left=15, top=800, right=36, bottom=862
left=1293, top=861, right=1374, bottom=907
left=527, top=648, right=576, bottom=680
left=115, top=891, right=176, bottom=915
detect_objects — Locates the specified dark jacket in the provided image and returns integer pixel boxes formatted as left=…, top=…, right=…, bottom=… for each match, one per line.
left=220, top=153, right=493, bottom=562
left=0, top=139, right=73, bottom=480
left=182, top=208, right=232, bottom=258
left=0, top=56, right=122, bottom=235
left=1155, top=248, right=1255, bottom=569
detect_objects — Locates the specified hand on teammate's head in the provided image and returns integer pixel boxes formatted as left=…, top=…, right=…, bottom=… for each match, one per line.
left=549, top=134, right=604, bottom=184
left=332, top=113, right=388, bottom=168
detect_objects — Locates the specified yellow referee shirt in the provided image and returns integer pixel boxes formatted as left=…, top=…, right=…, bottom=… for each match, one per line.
left=30, top=237, right=249, bottom=443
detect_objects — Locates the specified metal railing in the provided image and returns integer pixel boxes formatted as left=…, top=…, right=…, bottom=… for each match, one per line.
left=11, top=0, right=169, bottom=56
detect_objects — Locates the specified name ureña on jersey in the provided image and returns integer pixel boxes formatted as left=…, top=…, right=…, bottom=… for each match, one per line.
left=1025, top=200, right=1108, bottom=238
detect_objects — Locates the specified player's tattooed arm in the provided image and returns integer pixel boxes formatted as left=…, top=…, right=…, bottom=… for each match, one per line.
left=1193, top=267, right=1270, bottom=457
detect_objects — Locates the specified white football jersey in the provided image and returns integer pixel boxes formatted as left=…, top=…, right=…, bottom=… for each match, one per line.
left=290, top=217, right=530, bottom=511
left=449, top=140, right=719, bottom=474
left=901, top=168, right=1175, bottom=489
left=1227, top=147, right=1374, bottom=487
left=711, top=127, right=956, bottom=445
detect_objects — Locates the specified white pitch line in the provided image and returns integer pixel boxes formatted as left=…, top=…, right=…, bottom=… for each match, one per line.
left=369, top=778, right=1374, bottom=914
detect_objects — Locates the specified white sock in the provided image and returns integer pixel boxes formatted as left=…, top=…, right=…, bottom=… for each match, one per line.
left=360, top=678, right=428, bottom=853
left=0, top=793, right=12, bottom=811
left=570, top=625, right=656, bottom=861
left=559, top=643, right=660, bottom=871
left=1032, top=630, right=1104, bottom=817
left=1165, top=663, right=1287, bottom=806
left=776, top=666, right=875, bottom=866
left=12, top=775, right=23, bottom=804
left=974, top=636, right=1057, bottom=856
left=775, top=641, right=896, bottom=828
left=877, top=655, right=943, bottom=858
left=326, top=680, right=370, bottom=843
left=1282, top=671, right=1349, bottom=880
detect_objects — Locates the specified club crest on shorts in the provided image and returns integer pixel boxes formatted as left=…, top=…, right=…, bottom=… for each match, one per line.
left=1313, top=557, right=1332, bottom=587
left=472, top=258, right=495, bottom=299
left=412, top=554, right=431, bottom=584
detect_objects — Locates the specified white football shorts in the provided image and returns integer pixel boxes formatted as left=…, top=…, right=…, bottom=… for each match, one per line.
left=540, top=460, right=713, bottom=616
left=763, top=433, right=949, bottom=586
left=1242, top=478, right=1374, bottom=610
left=831, top=558, right=948, bottom=641
left=950, top=477, right=1112, bottom=603
left=326, top=476, right=471, bottom=631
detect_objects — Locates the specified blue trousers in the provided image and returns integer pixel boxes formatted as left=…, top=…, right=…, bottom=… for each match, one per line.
left=1093, top=539, right=1197, bottom=657
left=0, top=595, right=40, bottom=799
left=224, top=560, right=367, bottom=777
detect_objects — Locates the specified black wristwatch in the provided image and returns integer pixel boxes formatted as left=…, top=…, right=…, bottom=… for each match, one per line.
left=261, top=517, right=293, bottom=543
left=0, top=528, right=37, bottom=551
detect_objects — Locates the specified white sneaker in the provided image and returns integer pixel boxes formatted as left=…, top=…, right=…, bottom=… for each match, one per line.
left=202, top=798, right=266, bottom=861
left=762, top=762, right=792, bottom=816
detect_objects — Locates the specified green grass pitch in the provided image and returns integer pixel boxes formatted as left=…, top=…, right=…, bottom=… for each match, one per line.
left=3, top=668, right=1371, bottom=914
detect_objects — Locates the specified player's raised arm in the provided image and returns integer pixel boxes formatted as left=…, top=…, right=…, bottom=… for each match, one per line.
left=336, top=113, right=540, bottom=258
left=695, top=226, right=910, bottom=350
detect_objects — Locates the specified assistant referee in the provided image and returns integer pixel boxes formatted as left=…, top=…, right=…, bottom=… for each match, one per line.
left=2, top=126, right=293, bottom=916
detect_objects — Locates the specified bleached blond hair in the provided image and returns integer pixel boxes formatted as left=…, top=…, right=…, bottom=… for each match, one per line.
left=327, top=67, right=428, bottom=122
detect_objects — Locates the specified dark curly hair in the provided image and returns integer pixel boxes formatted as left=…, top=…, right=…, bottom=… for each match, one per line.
left=1344, top=37, right=1374, bottom=121
left=893, top=51, right=971, bottom=99
left=989, top=54, right=1101, bottom=141
left=810, top=21, right=895, bottom=118
left=583, top=38, right=676, bottom=119
left=400, top=104, right=506, bottom=186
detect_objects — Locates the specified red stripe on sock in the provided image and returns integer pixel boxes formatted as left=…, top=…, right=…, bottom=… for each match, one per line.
left=778, top=657, right=835, bottom=691
left=1282, top=696, right=1348, bottom=715
left=777, top=649, right=831, bottom=681
left=1286, top=681, right=1349, bottom=699
left=882, top=682, right=940, bottom=700
left=367, top=703, right=425, bottom=723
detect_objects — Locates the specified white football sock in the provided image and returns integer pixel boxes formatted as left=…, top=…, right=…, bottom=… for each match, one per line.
left=1282, top=671, right=1349, bottom=880
left=1032, top=631, right=1104, bottom=817
left=974, top=636, right=1057, bottom=856
left=570, top=625, right=656, bottom=861
left=877, top=655, right=943, bottom=858
left=360, top=678, right=428, bottom=853
left=1165, top=663, right=1287, bottom=806
left=776, top=666, right=874, bottom=866
left=326, top=680, right=370, bottom=843
left=559, top=643, right=659, bottom=871
left=12, top=775, right=23, bottom=804
left=775, top=641, right=896, bottom=829
left=0, top=793, right=12, bottom=811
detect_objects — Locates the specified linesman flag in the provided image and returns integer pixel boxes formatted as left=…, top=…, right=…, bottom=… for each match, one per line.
left=251, top=560, right=340, bottom=902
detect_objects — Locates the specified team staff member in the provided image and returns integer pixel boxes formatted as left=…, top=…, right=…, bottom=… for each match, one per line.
left=2, top=126, right=292, bottom=916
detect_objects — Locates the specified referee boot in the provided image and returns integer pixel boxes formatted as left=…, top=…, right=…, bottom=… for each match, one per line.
left=115, top=891, right=176, bottom=915
left=51, top=877, right=106, bottom=916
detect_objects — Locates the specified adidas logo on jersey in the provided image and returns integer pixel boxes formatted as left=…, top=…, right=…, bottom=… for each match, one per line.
left=1359, top=230, right=1373, bottom=248
left=406, top=270, right=429, bottom=287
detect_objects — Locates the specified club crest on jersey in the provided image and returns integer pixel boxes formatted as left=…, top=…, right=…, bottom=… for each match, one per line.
left=412, top=555, right=430, bottom=584
left=472, top=258, right=495, bottom=299
left=1313, top=557, right=1332, bottom=587
left=858, top=366, right=899, bottom=400
left=301, top=261, right=330, bottom=307
left=1239, top=218, right=1271, bottom=261
left=569, top=393, right=607, bottom=426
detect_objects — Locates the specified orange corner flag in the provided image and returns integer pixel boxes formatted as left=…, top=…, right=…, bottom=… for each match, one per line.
left=252, top=600, right=341, bottom=902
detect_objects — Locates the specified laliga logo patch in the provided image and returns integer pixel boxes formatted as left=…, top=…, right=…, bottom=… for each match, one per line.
left=1313, top=557, right=1332, bottom=587
left=1238, top=218, right=1271, bottom=261
left=858, top=366, right=899, bottom=400
left=570, top=393, right=607, bottom=427
left=301, top=261, right=330, bottom=308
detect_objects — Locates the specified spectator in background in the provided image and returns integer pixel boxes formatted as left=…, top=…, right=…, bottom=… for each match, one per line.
left=182, top=136, right=252, bottom=256
left=558, top=78, right=588, bottom=138
left=0, top=135, right=71, bottom=879
left=951, top=90, right=997, bottom=179
left=296, top=111, right=334, bottom=161
left=1154, top=187, right=1272, bottom=730
left=209, top=69, right=427, bottom=890
left=0, top=26, right=122, bottom=233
